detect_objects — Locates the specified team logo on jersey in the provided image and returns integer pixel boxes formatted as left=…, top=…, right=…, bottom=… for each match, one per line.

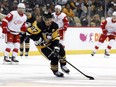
left=14, top=20, right=23, bottom=25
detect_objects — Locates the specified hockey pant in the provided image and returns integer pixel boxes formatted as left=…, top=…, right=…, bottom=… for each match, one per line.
left=37, top=44, right=67, bottom=72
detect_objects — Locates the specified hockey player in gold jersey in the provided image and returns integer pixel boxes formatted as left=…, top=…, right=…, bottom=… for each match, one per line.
left=20, top=8, right=34, bottom=57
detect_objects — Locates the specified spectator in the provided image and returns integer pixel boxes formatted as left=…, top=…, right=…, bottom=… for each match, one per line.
left=62, top=3, right=75, bottom=26
left=73, top=2, right=86, bottom=19
left=91, top=14, right=101, bottom=27
left=1, top=0, right=10, bottom=15
left=108, top=3, right=116, bottom=17
left=81, top=15, right=88, bottom=26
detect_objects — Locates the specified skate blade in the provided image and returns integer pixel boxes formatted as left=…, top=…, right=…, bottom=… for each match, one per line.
left=3, top=61, right=12, bottom=65
left=11, top=61, right=19, bottom=65
left=91, top=54, right=94, bottom=56
left=61, top=69, right=70, bottom=74
left=104, top=55, right=109, bottom=58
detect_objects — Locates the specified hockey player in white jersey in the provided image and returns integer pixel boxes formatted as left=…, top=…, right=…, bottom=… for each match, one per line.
left=2, top=3, right=27, bottom=64
left=91, top=11, right=116, bottom=57
left=52, top=5, right=69, bottom=47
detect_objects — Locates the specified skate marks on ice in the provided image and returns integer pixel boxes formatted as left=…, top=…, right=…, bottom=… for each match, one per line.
left=0, top=55, right=116, bottom=86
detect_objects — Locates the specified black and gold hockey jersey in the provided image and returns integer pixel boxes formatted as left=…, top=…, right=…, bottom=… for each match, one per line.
left=27, top=20, right=60, bottom=49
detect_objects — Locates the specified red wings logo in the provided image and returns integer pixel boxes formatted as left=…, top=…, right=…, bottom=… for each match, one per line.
left=14, top=20, right=22, bottom=25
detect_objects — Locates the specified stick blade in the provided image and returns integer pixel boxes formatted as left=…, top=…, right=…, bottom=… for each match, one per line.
left=86, top=75, right=94, bottom=80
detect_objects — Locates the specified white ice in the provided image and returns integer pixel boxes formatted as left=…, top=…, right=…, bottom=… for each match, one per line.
left=0, top=54, right=116, bottom=87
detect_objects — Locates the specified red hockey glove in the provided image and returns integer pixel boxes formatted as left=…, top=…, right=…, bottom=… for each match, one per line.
left=112, top=32, right=116, bottom=35
left=2, top=27, right=8, bottom=34
left=102, top=29, right=108, bottom=35
left=21, top=23, right=27, bottom=32
left=63, top=25, right=67, bottom=31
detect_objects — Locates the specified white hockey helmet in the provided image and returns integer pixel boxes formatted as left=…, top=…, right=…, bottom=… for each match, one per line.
left=112, top=11, right=116, bottom=16
left=55, top=5, right=62, bottom=12
left=17, top=3, right=25, bottom=9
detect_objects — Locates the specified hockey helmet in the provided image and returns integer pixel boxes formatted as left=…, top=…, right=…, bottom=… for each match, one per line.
left=112, top=11, right=116, bottom=16
left=43, top=11, right=53, bottom=19
left=55, top=5, right=62, bottom=12
left=18, top=3, right=26, bottom=9
left=43, top=12, right=53, bottom=26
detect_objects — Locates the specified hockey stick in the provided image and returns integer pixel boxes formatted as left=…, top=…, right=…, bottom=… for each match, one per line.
left=47, top=47, right=94, bottom=80
left=65, top=60, right=94, bottom=80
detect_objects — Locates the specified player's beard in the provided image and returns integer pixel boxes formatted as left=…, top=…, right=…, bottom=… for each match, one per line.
left=45, top=21, right=52, bottom=26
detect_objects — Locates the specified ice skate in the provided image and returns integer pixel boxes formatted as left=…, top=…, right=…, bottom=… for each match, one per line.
left=61, top=65, right=70, bottom=74
left=104, top=49, right=110, bottom=58
left=3, top=56, right=12, bottom=64
left=53, top=71, right=64, bottom=77
left=20, top=52, right=23, bottom=57
left=25, top=52, right=28, bottom=57
left=11, top=56, right=19, bottom=64
left=91, top=51, right=96, bottom=56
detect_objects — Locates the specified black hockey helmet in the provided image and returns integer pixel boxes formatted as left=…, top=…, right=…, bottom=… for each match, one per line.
left=42, top=11, right=53, bottom=19
left=42, top=11, right=53, bottom=26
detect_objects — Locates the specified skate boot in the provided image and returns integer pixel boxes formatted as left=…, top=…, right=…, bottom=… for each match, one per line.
left=20, top=52, right=23, bottom=57
left=53, top=71, right=64, bottom=77
left=61, top=65, right=70, bottom=74
left=11, top=56, right=19, bottom=64
left=91, top=51, right=96, bottom=56
left=3, top=56, right=12, bottom=64
left=25, top=52, right=28, bottom=57
left=104, top=49, right=110, bottom=58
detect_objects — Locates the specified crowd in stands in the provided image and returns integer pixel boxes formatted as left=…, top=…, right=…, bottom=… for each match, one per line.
left=0, top=0, right=116, bottom=27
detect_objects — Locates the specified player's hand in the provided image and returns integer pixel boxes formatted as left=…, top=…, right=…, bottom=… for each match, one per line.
left=63, top=25, right=67, bottom=31
left=2, top=27, right=8, bottom=34
left=112, top=32, right=116, bottom=35
left=102, top=29, right=108, bottom=35
left=53, top=46, right=60, bottom=56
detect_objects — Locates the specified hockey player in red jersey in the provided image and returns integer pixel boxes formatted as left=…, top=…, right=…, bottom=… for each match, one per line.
left=91, top=11, right=116, bottom=57
left=52, top=5, right=69, bottom=47
left=2, top=3, right=27, bottom=64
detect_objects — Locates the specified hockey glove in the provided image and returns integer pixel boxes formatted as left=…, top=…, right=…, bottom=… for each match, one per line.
left=63, top=25, right=67, bottom=31
left=112, top=32, right=116, bottom=35
left=53, top=46, right=60, bottom=57
left=26, top=22, right=32, bottom=28
left=2, top=27, right=8, bottom=34
left=102, top=29, right=108, bottom=35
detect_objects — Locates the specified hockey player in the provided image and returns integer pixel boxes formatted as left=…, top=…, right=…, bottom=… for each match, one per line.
left=20, top=32, right=30, bottom=57
left=52, top=5, right=69, bottom=47
left=91, top=11, right=116, bottom=57
left=27, top=12, right=70, bottom=77
left=2, top=3, right=27, bottom=64
left=20, top=8, right=34, bottom=57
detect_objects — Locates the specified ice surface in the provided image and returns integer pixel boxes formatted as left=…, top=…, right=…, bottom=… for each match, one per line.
left=0, top=54, right=116, bottom=87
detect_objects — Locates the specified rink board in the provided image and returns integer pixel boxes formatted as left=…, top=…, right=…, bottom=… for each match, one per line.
left=0, top=27, right=116, bottom=56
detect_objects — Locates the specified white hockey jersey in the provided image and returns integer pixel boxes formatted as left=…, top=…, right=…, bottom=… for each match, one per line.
left=3, top=11, right=27, bottom=35
left=105, top=17, right=116, bottom=33
left=52, top=12, right=68, bottom=29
